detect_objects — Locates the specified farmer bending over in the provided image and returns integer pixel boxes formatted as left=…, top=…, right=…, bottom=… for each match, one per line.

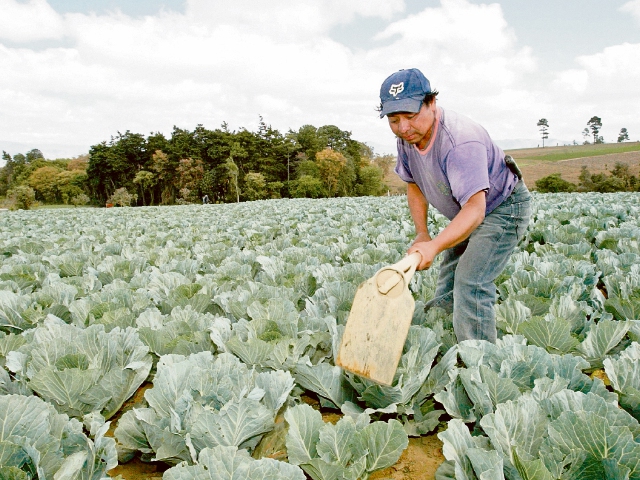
left=378, top=68, right=531, bottom=343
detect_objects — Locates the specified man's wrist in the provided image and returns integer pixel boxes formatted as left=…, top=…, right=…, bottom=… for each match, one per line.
left=414, top=231, right=432, bottom=242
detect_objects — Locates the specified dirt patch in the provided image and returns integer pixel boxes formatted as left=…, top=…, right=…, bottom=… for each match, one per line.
left=108, top=391, right=445, bottom=479
left=370, top=434, right=445, bottom=480
left=109, top=433, right=444, bottom=480
left=109, top=458, right=168, bottom=480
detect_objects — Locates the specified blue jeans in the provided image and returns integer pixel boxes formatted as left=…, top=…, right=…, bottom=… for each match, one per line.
left=424, top=180, right=532, bottom=342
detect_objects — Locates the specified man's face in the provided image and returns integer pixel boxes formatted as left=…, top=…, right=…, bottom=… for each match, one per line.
left=387, top=101, right=437, bottom=150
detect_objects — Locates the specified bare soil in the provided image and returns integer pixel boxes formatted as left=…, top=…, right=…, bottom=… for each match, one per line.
left=108, top=391, right=445, bottom=479
left=369, top=435, right=445, bottom=480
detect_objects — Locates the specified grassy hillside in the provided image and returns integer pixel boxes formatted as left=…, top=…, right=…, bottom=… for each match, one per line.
left=507, top=142, right=640, bottom=163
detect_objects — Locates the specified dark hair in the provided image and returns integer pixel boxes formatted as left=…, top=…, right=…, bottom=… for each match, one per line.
left=376, top=89, right=439, bottom=115
left=423, top=90, right=439, bottom=105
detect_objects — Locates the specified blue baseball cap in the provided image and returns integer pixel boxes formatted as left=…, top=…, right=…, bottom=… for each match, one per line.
left=379, top=68, right=432, bottom=118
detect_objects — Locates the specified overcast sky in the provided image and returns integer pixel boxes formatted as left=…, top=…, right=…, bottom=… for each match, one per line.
left=2, top=0, right=640, bottom=161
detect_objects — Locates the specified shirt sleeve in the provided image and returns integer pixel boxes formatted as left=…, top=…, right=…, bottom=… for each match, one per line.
left=393, top=139, right=415, bottom=183
left=444, top=141, right=490, bottom=207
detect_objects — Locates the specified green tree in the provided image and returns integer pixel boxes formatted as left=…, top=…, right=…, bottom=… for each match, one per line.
left=296, top=125, right=323, bottom=161
left=590, top=173, right=624, bottom=192
left=133, top=170, right=156, bottom=206
left=537, top=118, right=549, bottom=147
left=315, top=148, right=347, bottom=197
left=176, top=158, right=204, bottom=202
left=150, top=150, right=176, bottom=204
left=84, top=121, right=392, bottom=204
left=582, top=128, right=590, bottom=144
left=8, top=185, right=36, bottom=210
left=224, top=156, right=240, bottom=203
left=25, top=149, right=44, bottom=163
left=610, top=162, right=637, bottom=190
left=587, top=116, right=602, bottom=144
left=86, top=131, right=149, bottom=204
left=535, top=174, right=576, bottom=193
left=56, top=170, right=87, bottom=204
left=28, top=166, right=62, bottom=203
left=618, top=128, right=630, bottom=143
left=356, top=165, right=386, bottom=196
left=290, top=175, right=326, bottom=198
left=266, top=181, right=283, bottom=199
left=1, top=151, right=14, bottom=196
left=318, top=125, right=351, bottom=152
left=295, top=159, right=320, bottom=178
left=243, top=172, right=267, bottom=200
left=337, top=157, right=357, bottom=196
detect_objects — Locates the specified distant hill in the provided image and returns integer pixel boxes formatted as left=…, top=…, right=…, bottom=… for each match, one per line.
left=384, top=142, right=640, bottom=193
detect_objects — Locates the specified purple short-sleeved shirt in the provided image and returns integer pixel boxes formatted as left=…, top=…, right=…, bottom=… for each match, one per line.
left=394, top=107, right=518, bottom=220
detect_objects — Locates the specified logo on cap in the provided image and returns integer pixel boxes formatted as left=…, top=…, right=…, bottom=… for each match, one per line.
left=389, top=82, right=404, bottom=97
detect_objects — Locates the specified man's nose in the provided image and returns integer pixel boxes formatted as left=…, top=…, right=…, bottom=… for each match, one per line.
left=398, top=118, right=410, bottom=133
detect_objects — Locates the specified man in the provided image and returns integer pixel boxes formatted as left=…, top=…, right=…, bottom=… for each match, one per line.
left=379, top=68, right=531, bottom=343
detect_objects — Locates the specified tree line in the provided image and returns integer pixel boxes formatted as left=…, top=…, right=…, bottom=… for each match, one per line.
left=1, top=119, right=397, bottom=208
left=0, top=149, right=90, bottom=209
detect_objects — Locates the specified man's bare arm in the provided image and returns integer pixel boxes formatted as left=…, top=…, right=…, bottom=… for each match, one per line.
left=408, top=190, right=486, bottom=270
left=407, top=182, right=431, bottom=242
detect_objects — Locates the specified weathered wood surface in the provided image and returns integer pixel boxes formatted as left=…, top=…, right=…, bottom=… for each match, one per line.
left=336, top=253, right=421, bottom=386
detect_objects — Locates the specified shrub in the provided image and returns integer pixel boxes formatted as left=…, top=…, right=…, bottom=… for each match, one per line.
left=7, top=185, right=36, bottom=210
left=535, top=173, right=576, bottom=193
left=107, top=187, right=137, bottom=207
left=71, top=193, right=91, bottom=206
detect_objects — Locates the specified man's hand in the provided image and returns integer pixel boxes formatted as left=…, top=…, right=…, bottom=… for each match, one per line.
left=408, top=240, right=438, bottom=270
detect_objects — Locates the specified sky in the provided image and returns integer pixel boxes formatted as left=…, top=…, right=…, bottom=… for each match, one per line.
left=2, top=0, right=640, bottom=161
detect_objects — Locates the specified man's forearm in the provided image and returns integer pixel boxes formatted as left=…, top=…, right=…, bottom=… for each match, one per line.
left=407, top=183, right=431, bottom=239
left=429, top=192, right=486, bottom=253
left=407, top=189, right=486, bottom=270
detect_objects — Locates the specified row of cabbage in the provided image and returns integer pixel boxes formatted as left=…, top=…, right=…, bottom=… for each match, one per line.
left=0, top=192, right=639, bottom=479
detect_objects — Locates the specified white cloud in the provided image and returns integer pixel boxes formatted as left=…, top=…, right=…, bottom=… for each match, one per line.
left=1, top=0, right=640, bottom=159
left=546, top=42, right=640, bottom=142
left=0, top=0, right=64, bottom=42
left=1, top=0, right=399, bottom=157
left=620, top=0, right=640, bottom=23
left=185, top=0, right=405, bottom=41
left=367, top=0, right=539, bottom=146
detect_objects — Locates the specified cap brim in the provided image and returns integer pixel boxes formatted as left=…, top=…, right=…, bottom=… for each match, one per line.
left=379, top=96, right=423, bottom=118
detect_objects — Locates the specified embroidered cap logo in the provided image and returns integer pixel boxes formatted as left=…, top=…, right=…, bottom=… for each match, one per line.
left=389, top=82, right=404, bottom=97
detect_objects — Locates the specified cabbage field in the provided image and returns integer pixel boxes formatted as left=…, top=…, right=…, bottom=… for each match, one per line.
left=1, top=192, right=640, bottom=480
